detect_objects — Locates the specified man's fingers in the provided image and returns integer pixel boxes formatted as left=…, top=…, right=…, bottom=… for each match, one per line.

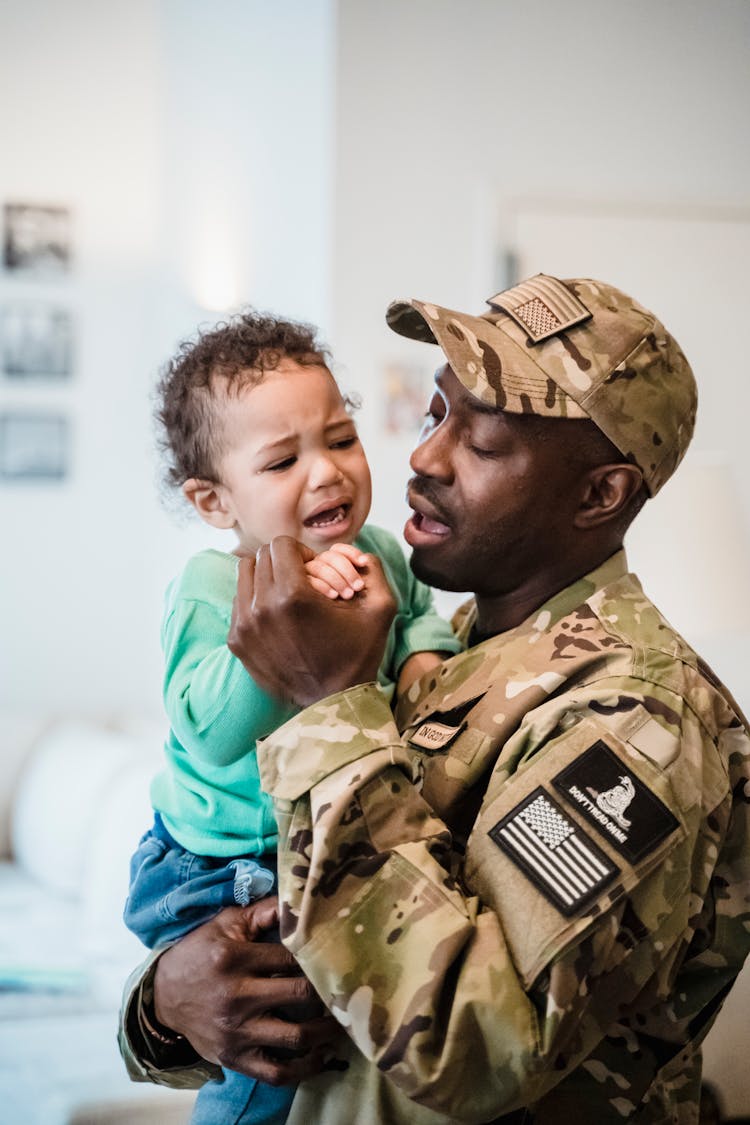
left=219, top=1011, right=339, bottom=1075
left=238, top=896, right=280, bottom=937
left=226, top=1040, right=335, bottom=1087
left=268, top=535, right=317, bottom=580
left=253, top=542, right=275, bottom=597
left=226, top=973, right=320, bottom=1014
left=234, top=554, right=257, bottom=611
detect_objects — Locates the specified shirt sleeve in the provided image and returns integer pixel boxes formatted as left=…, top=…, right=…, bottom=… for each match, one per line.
left=256, top=682, right=711, bottom=1122
left=118, top=949, right=220, bottom=1089
left=163, top=595, right=295, bottom=767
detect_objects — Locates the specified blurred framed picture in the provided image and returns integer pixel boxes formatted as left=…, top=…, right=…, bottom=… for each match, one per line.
left=0, top=412, right=70, bottom=481
left=1, top=303, right=73, bottom=379
left=3, top=202, right=72, bottom=274
left=382, top=360, right=431, bottom=436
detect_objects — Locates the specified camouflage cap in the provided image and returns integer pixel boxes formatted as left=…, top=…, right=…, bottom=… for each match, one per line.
left=386, top=274, right=698, bottom=496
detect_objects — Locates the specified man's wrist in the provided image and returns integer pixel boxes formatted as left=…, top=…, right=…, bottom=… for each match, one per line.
left=141, top=999, right=185, bottom=1048
left=137, top=950, right=195, bottom=1066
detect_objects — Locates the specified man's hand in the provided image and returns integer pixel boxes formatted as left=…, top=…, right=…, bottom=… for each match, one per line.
left=228, top=536, right=396, bottom=707
left=153, top=898, right=339, bottom=1086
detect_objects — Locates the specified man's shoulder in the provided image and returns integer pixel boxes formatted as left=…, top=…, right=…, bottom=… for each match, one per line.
left=399, top=569, right=744, bottom=739
left=587, top=574, right=721, bottom=688
left=559, top=572, right=745, bottom=736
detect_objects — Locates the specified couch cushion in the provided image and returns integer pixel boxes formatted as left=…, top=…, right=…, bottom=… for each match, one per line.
left=11, top=722, right=160, bottom=900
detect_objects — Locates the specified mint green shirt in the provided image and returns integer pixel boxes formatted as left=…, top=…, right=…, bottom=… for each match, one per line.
left=151, top=524, right=462, bottom=857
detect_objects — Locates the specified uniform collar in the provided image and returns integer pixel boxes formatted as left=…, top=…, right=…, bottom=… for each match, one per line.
left=456, top=549, right=629, bottom=648
left=399, top=550, right=631, bottom=726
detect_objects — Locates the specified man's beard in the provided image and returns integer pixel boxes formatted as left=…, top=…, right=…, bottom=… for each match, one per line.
left=408, top=545, right=469, bottom=592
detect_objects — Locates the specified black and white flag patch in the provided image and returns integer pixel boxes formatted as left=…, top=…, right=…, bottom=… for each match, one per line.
left=552, top=740, right=680, bottom=864
left=488, top=788, right=619, bottom=917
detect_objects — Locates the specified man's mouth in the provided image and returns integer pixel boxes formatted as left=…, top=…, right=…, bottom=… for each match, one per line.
left=410, top=510, right=451, bottom=536
left=406, top=482, right=452, bottom=535
left=304, top=503, right=350, bottom=529
left=404, top=486, right=452, bottom=546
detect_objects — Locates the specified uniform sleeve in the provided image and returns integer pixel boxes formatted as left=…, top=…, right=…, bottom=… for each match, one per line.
left=163, top=597, right=293, bottom=767
left=118, top=949, right=220, bottom=1089
left=257, top=682, right=713, bottom=1122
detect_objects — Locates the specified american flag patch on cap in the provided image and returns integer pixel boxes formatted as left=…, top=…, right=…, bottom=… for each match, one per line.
left=488, top=788, right=619, bottom=916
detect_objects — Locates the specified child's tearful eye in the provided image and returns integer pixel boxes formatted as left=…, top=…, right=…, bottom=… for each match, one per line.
left=265, top=456, right=297, bottom=472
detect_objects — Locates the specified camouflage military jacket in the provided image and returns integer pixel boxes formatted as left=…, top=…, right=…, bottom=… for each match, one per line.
left=255, top=550, right=750, bottom=1124
left=119, top=551, right=750, bottom=1124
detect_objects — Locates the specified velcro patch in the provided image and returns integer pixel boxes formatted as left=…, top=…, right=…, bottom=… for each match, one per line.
left=488, top=788, right=618, bottom=917
left=408, top=720, right=465, bottom=752
left=552, top=741, right=680, bottom=863
left=486, top=274, right=592, bottom=343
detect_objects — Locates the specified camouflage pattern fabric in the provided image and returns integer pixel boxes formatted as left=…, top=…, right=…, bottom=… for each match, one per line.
left=386, top=276, right=698, bottom=497
left=255, top=550, right=750, bottom=1124
left=119, top=550, right=750, bottom=1123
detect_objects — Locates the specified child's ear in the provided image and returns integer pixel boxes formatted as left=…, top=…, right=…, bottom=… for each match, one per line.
left=182, top=478, right=236, bottom=530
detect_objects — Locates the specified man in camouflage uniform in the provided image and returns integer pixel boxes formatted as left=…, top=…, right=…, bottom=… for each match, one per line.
left=120, top=276, right=750, bottom=1124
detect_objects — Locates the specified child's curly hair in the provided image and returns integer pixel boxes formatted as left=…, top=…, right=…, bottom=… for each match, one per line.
left=156, top=309, right=332, bottom=487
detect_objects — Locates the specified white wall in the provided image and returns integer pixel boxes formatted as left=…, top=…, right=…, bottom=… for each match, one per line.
left=0, top=0, right=336, bottom=719
left=0, top=0, right=166, bottom=716
left=331, top=0, right=750, bottom=549
left=2, top=0, right=750, bottom=713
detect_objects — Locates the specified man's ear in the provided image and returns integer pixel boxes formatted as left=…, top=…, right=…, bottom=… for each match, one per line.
left=575, top=463, right=645, bottom=529
left=182, top=478, right=236, bottom=530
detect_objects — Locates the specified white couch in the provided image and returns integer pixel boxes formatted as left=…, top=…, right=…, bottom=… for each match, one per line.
left=0, top=714, right=197, bottom=1125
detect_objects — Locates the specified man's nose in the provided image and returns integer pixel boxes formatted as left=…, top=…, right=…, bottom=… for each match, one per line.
left=409, top=422, right=453, bottom=482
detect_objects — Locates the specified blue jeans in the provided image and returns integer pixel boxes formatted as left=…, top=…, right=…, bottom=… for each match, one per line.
left=125, top=815, right=296, bottom=1125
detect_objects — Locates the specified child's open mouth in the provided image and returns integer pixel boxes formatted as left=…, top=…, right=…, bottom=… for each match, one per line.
left=304, top=503, right=350, bottom=529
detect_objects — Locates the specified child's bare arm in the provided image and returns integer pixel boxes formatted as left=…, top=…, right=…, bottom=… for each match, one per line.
left=305, top=542, right=369, bottom=599
left=396, top=650, right=448, bottom=695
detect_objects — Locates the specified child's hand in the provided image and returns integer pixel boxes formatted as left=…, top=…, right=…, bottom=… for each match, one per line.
left=305, top=542, right=369, bottom=599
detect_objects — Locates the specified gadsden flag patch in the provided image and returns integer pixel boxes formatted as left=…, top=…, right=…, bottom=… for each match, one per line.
left=488, top=788, right=618, bottom=917
left=552, top=740, right=679, bottom=864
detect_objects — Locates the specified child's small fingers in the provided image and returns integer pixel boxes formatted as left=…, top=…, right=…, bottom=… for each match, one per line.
left=306, top=560, right=356, bottom=597
left=306, top=575, right=340, bottom=599
left=328, top=542, right=369, bottom=568
left=309, top=554, right=363, bottom=592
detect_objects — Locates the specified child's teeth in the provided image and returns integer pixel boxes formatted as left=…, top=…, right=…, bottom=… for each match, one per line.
left=312, top=506, right=345, bottom=526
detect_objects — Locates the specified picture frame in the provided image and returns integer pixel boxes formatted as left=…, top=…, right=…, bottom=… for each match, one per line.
left=0, top=411, right=70, bottom=481
left=3, top=202, right=72, bottom=274
left=1, top=302, right=73, bottom=379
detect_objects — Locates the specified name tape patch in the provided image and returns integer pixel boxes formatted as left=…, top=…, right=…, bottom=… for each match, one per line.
left=552, top=740, right=680, bottom=864
left=488, top=788, right=618, bottom=917
left=408, top=720, right=465, bottom=752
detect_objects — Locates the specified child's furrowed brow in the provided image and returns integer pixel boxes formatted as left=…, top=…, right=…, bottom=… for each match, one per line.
left=256, top=433, right=298, bottom=455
